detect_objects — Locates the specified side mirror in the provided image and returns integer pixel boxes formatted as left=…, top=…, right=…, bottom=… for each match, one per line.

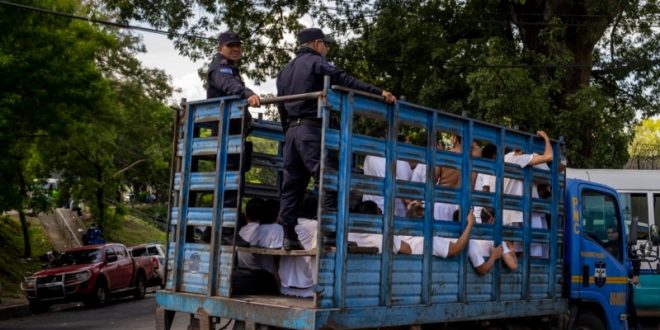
left=651, top=224, right=660, bottom=246
left=106, top=254, right=117, bottom=263
left=629, top=216, right=639, bottom=246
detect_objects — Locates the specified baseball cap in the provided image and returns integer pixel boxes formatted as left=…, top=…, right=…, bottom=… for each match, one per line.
left=297, top=28, right=332, bottom=45
left=218, top=31, right=242, bottom=45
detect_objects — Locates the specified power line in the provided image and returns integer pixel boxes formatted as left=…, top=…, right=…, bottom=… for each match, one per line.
left=1, top=0, right=657, bottom=71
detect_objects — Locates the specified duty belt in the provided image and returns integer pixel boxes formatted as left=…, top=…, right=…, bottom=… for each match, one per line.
left=288, top=117, right=322, bottom=128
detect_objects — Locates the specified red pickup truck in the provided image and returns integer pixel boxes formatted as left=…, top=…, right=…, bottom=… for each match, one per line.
left=21, top=243, right=158, bottom=313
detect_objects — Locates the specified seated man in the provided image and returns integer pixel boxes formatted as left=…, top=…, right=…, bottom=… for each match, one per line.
left=237, top=198, right=264, bottom=269
left=279, top=196, right=318, bottom=297
left=468, top=208, right=518, bottom=276
left=251, top=199, right=285, bottom=273
left=400, top=203, right=476, bottom=258
left=348, top=201, right=404, bottom=253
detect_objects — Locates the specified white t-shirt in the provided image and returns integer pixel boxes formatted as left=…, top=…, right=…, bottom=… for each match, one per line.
left=502, top=152, right=550, bottom=225
left=347, top=233, right=402, bottom=254
left=237, top=223, right=260, bottom=269
left=530, top=214, right=549, bottom=258
left=410, top=164, right=428, bottom=184
left=279, top=218, right=317, bottom=297
left=362, top=155, right=411, bottom=217
left=251, top=223, right=284, bottom=273
left=473, top=173, right=496, bottom=224
left=467, top=239, right=511, bottom=268
left=396, top=236, right=457, bottom=258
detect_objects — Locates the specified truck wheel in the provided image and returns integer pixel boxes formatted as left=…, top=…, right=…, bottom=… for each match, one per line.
left=133, top=274, right=146, bottom=299
left=28, top=301, right=49, bottom=314
left=87, top=281, right=109, bottom=307
left=574, top=312, right=605, bottom=330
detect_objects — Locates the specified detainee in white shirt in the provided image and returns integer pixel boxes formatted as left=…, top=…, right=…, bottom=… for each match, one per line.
left=398, top=202, right=476, bottom=258
left=251, top=199, right=284, bottom=273
left=279, top=196, right=319, bottom=297
left=362, top=155, right=412, bottom=217
left=468, top=207, right=518, bottom=276
left=237, top=198, right=264, bottom=269
left=502, top=130, right=553, bottom=227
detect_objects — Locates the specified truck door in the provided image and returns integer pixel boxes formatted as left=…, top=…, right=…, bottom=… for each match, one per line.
left=578, top=187, right=628, bottom=329
left=113, top=246, right=133, bottom=288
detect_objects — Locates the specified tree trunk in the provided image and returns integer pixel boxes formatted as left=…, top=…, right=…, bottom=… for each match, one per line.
left=95, top=164, right=105, bottom=229
left=17, top=168, right=32, bottom=258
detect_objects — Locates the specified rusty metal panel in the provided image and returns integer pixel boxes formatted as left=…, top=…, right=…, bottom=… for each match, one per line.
left=217, top=246, right=233, bottom=297
left=431, top=258, right=460, bottom=303
left=344, top=254, right=380, bottom=308
left=465, top=272, right=493, bottom=302
left=391, top=255, right=422, bottom=305
left=317, top=253, right=335, bottom=308
left=181, top=243, right=211, bottom=294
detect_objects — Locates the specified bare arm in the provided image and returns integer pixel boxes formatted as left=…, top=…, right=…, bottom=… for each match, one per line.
left=528, top=131, right=553, bottom=166
left=501, top=242, right=518, bottom=271
left=475, top=246, right=503, bottom=276
left=447, top=212, right=476, bottom=257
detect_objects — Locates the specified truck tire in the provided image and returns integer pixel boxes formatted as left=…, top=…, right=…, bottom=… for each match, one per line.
left=28, top=301, right=49, bottom=314
left=133, top=274, right=146, bottom=299
left=86, top=280, right=109, bottom=307
left=574, top=312, right=605, bottom=330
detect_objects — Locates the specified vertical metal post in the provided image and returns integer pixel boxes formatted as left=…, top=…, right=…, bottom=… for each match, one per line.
left=334, top=92, right=354, bottom=308
left=548, top=138, right=563, bottom=298
left=163, top=99, right=185, bottom=290
left=379, top=100, right=399, bottom=307
left=172, top=101, right=195, bottom=292
left=521, top=135, right=534, bottom=300
left=492, top=128, right=506, bottom=301
left=457, top=120, right=473, bottom=303
left=422, top=111, right=438, bottom=305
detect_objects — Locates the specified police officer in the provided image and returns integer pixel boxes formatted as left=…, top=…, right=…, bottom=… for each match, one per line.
left=276, top=27, right=396, bottom=250
left=206, top=32, right=258, bottom=248
left=207, top=31, right=260, bottom=106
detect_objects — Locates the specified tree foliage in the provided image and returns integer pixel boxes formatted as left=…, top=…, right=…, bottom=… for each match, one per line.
left=0, top=0, right=174, bottom=256
left=101, top=0, right=659, bottom=168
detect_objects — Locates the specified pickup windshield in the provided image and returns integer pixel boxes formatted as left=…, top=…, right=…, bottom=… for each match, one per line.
left=51, top=249, right=102, bottom=266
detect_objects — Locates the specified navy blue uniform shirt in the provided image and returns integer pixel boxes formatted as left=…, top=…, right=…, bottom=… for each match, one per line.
left=276, top=47, right=383, bottom=129
left=207, top=54, right=256, bottom=99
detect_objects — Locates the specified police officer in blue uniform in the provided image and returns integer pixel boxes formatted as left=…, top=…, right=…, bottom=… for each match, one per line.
left=205, top=32, right=259, bottom=247
left=276, top=27, right=396, bottom=249
left=207, top=31, right=260, bottom=106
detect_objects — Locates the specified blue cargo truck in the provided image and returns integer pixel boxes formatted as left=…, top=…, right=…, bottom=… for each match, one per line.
left=156, top=85, right=634, bottom=329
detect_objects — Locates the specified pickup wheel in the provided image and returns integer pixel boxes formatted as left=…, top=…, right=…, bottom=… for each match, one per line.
left=133, top=274, right=146, bottom=299
left=574, top=311, right=605, bottom=330
left=28, top=301, right=49, bottom=314
left=87, top=280, right=109, bottom=307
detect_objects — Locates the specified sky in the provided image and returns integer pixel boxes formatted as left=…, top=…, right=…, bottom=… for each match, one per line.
left=134, top=31, right=278, bottom=105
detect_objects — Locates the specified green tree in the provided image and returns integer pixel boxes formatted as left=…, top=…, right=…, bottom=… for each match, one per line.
left=0, top=0, right=116, bottom=257
left=102, top=0, right=659, bottom=168
left=627, top=118, right=660, bottom=169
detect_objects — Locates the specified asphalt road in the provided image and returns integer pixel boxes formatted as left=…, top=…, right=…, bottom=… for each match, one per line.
left=1, top=292, right=659, bottom=330
left=0, top=293, right=197, bottom=330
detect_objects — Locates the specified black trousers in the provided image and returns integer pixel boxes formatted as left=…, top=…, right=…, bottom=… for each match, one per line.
left=279, top=124, right=335, bottom=230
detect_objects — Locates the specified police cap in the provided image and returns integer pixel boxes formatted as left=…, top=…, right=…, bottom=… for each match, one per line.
left=218, top=31, right=242, bottom=45
left=297, top=28, right=331, bottom=45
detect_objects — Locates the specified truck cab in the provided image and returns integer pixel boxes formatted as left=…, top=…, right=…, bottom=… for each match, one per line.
left=565, top=180, right=630, bottom=329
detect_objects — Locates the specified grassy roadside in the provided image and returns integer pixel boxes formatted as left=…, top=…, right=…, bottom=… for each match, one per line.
left=0, top=209, right=166, bottom=300
left=0, top=215, right=53, bottom=298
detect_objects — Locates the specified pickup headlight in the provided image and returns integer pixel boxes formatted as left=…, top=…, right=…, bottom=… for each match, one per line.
left=65, top=271, right=91, bottom=284
left=21, top=277, right=36, bottom=290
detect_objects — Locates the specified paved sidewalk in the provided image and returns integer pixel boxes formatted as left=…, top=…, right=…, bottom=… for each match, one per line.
left=0, top=296, right=30, bottom=321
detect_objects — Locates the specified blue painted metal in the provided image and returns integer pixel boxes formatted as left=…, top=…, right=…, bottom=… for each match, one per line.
left=157, top=88, right=630, bottom=329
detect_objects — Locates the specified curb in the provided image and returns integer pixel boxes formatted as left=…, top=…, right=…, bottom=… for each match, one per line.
left=0, top=303, right=30, bottom=321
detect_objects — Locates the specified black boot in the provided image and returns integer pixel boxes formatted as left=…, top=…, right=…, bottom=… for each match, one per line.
left=283, top=228, right=304, bottom=250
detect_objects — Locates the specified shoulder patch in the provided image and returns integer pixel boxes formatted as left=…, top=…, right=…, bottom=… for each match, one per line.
left=219, top=67, right=234, bottom=75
